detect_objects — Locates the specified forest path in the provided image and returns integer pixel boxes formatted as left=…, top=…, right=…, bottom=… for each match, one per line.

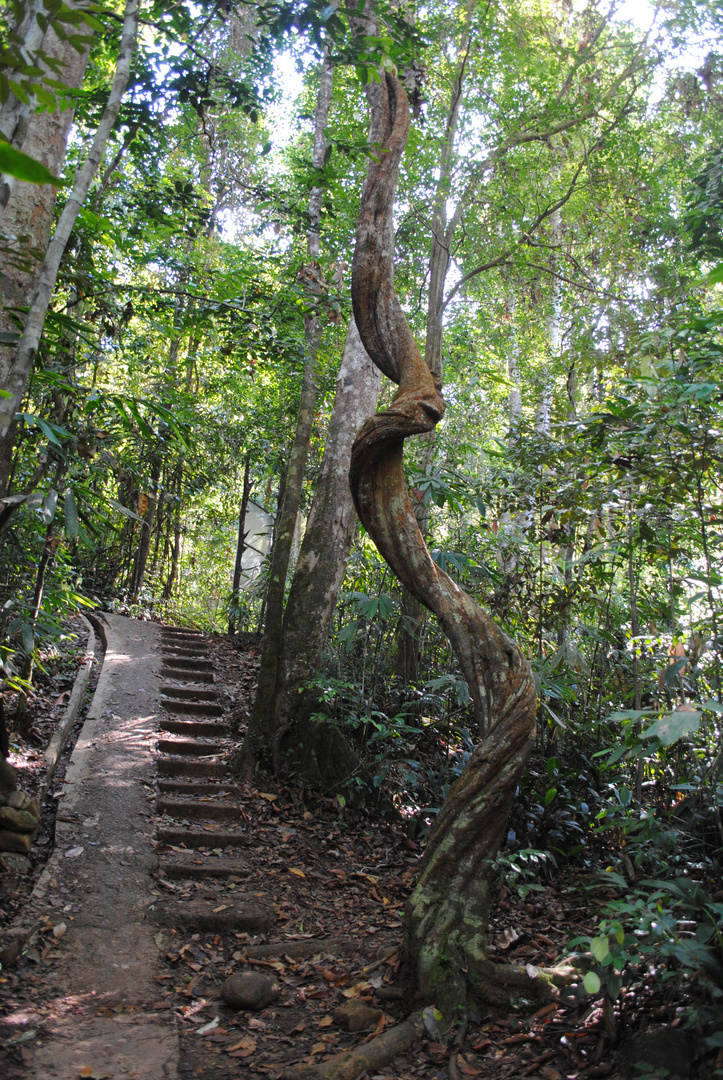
left=18, top=614, right=186, bottom=1079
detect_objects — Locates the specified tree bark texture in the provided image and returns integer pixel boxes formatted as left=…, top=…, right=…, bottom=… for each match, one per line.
left=272, top=316, right=380, bottom=777
left=236, top=52, right=334, bottom=778
left=348, top=75, right=537, bottom=1018
left=0, top=0, right=93, bottom=370
left=0, top=0, right=140, bottom=494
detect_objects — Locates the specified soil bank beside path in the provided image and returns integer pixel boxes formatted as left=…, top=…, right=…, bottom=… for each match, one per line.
left=20, top=613, right=178, bottom=1079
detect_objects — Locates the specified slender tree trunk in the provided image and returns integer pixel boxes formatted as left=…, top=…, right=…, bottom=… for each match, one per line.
left=129, top=455, right=161, bottom=599
left=0, top=0, right=140, bottom=494
left=349, top=75, right=537, bottom=1018
left=236, top=51, right=334, bottom=777
left=149, top=488, right=166, bottom=576
left=229, top=454, right=252, bottom=634
left=14, top=462, right=66, bottom=733
left=163, top=465, right=183, bottom=601
left=395, top=5, right=473, bottom=680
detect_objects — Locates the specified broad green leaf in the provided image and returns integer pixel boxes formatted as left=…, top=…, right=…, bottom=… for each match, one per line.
left=21, top=622, right=34, bottom=654
left=64, top=488, right=79, bottom=541
left=41, top=487, right=58, bottom=525
left=108, top=498, right=142, bottom=522
left=590, top=936, right=609, bottom=962
left=641, top=708, right=702, bottom=746
left=0, top=141, right=62, bottom=186
left=583, top=971, right=601, bottom=995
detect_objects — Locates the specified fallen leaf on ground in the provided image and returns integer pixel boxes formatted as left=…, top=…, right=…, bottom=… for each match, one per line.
left=196, top=1016, right=219, bottom=1035
left=226, top=1036, right=256, bottom=1056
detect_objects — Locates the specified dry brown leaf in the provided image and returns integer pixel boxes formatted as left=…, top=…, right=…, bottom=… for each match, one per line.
left=310, top=1043, right=327, bottom=1055
left=226, top=1036, right=256, bottom=1056
left=457, top=1057, right=483, bottom=1076
left=498, top=927, right=521, bottom=950
left=318, top=1016, right=334, bottom=1028
left=288, top=867, right=305, bottom=878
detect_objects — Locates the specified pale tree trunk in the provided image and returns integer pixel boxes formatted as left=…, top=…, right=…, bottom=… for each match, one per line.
left=395, top=2, right=474, bottom=680
left=0, top=0, right=93, bottom=219
left=349, top=74, right=537, bottom=1018
left=270, top=318, right=380, bottom=775
left=236, top=50, right=334, bottom=778
left=229, top=453, right=252, bottom=635
left=0, top=0, right=140, bottom=495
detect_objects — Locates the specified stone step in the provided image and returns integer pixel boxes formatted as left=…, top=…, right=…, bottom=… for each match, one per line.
left=160, top=698, right=224, bottom=716
left=157, top=738, right=227, bottom=756
left=156, top=827, right=248, bottom=848
left=160, top=719, right=230, bottom=737
left=159, top=656, right=213, bottom=671
left=157, top=758, right=228, bottom=779
left=158, top=857, right=247, bottom=880
left=161, top=686, right=219, bottom=701
left=160, top=666, right=215, bottom=684
left=150, top=900, right=270, bottom=933
left=157, top=797, right=240, bottom=820
left=157, top=780, right=238, bottom=798
left=161, top=645, right=208, bottom=658
left=161, top=626, right=204, bottom=637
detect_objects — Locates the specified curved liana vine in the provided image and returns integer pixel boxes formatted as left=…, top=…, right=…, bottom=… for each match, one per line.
left=349, top=75, right=538, bottom=1015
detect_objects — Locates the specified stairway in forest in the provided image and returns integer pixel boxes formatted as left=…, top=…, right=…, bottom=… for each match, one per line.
left=153, top=625, right=271, bottom=934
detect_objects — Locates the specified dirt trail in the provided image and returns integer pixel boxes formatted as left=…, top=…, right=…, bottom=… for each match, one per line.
left=16, top=614, right=180, bottom=1079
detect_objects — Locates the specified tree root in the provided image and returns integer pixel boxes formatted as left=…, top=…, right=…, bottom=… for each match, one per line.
left=471, top=959, right=576, bottom=1010
left=280, top=1009, right=424, bottom=1080
left=277, top=956, right=578, bottom=1080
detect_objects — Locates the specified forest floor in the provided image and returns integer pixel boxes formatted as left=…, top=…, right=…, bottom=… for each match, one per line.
left=0, top=617, right=710, bottom=1080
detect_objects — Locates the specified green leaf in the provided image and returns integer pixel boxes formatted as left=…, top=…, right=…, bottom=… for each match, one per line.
left=41, top=487, right=58, bottom=525
left=591, top=935, right=609, bottom=962
left=108, top=498, right=141, bottom=522
left=640, top=708, right=702, bottom=746
left=64, top=488, right=79, bottom=541
left=21, top=622, right=34, bottom=655
left=0, top=140, right=62, bottom=186
left=583, top=970, right=601, bottom=995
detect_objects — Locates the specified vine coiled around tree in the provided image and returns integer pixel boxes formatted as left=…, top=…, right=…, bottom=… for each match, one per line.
left=349, top=73, right=539, bottom=1016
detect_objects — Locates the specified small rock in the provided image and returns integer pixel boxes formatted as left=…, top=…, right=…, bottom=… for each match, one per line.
left=7, top=791, right=25, bottom=809
left=0, top=807, right=39, bottom=833
left=0, top=829, right=32, bottom=853
left=0, top=852, right=32, bottom=874
left=220, top=972, right=279, bottom=1010
left=25, top=797, right=40, bottom=819
left=0, top=759, right=16, bottom=799
left=332, top=1001, right=382, bottom=1032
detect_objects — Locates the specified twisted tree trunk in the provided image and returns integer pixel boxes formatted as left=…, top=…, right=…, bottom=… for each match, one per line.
left=349, top=75, right=538, bottom=1019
